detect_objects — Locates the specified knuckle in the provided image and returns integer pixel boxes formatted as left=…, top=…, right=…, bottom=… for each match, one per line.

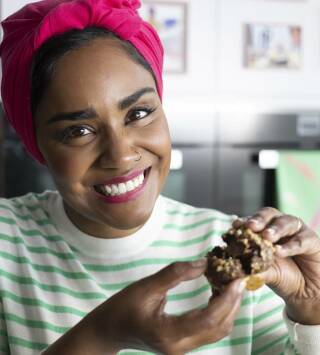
left=217, top=320, right=233, bottom=338
left=271, top=215, right=287, bottom=227
left=170, top=262, right=188, bottom=276
left=286, top=214, right=295, bottom=219
left=286, top=214, right=298, bottom=224
left=261, top=206, right=279, bottom=214
left=205, top=316, right=216, bottom=329
left=292, top=236, right=303, bottom=248
left=222, top=319, right=233, bottom=334
left=269, top=263, right=282, bottom=287
left=154, top=336, right=184, bottom=355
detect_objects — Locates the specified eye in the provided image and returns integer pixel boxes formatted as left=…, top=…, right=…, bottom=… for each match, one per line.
left=59, top=125, right=95, bottom=143
left=126, top=107, right=155, bottom=124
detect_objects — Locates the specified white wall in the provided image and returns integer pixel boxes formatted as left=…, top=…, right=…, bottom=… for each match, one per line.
left=216, top=0, right=320, bottom=105
left=2, top=0, right=320, bottom=116
left=164, top=0, right=320, bottom=115
left=163, top=0, right=217, bottom=99
left=1, top=0, right=38, bottom=19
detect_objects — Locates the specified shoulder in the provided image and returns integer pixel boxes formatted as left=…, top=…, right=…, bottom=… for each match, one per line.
left=0, top=190, right=60, bottom=228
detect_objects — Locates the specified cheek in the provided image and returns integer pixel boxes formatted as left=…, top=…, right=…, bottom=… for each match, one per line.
left=144, top=117, right=171, bottom=151
left=158, top=120, right=172, bottom=163
left=40, top=143, right=93, bottom=185
left=145, top=119, right=171, bottom=171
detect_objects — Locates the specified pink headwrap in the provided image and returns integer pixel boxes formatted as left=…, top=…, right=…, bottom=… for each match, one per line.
left=0, top=0, right=163, bottom=164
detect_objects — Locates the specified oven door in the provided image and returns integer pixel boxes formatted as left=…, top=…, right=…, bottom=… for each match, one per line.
left=216, top=147, right=277, bottom=217
left=162, top=144, right=217, bottom=209
left=216, top=112, right=306, bottom=217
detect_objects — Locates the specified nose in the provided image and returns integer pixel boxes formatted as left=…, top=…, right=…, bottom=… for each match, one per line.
left=98, top=130, right=141, bottom=169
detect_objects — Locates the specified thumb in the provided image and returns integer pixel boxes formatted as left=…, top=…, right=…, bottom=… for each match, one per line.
left=258, top=259, right=284, bottom=288
left=148, top=259, right=207, bottom=294
left=208, top=279, right=246, bottom=317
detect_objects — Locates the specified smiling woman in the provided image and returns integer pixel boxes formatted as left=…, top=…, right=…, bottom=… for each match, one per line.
left=33, top=34, right=171, bottom=237
left=1, top=1, right=320, bottom=355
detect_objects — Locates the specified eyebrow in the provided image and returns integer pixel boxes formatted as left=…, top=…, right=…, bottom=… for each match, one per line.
left=46, top=86, right=156, bottom=125
left=118, top=87, right=156, bottom=110
left=46, top=108, right=97, bottom=125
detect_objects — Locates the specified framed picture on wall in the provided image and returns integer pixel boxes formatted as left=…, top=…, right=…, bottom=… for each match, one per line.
left=244, top=23, right=302, bottom=69
left=139, top=1, right=188, bottom=73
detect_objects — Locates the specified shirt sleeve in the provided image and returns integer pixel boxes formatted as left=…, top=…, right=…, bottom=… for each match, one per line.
left=283, top=309, right=320, bottom=355
left=251, top=286, right=320, bottom=355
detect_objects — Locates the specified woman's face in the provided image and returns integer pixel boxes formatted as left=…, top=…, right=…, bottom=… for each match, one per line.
left=34, top=38, right=171, bottom=238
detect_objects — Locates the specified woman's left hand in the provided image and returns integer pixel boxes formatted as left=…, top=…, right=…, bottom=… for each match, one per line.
left=233, top=207, right=320, bottom=325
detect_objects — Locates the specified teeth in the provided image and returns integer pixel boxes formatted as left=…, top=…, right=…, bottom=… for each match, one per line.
left=118, top=183, right=126, bottom=194
left=97, top=172, right=145, bottom=196
left=126, top=180, right=135, bottom=191
left=106, top=185, right=112, bottom=194
left=111, top=184, right=119, bottom=195
left=133, top=177, right=140, bottom=188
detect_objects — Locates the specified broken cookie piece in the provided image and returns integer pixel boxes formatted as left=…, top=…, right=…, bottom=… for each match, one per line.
left=205, top=226, right=275, bottom=292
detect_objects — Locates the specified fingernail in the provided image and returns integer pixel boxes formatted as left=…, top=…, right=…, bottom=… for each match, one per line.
left=275, top=244, right=285, bottom=252
left=191, top=258, right=207, bottom=268
left=234, top=217, right=246, bottom=224
left=265, top=228, right=277, bottom=241
left=249, top=218, right=260, bottom=225
left=266, top=227, right=276, bottom=235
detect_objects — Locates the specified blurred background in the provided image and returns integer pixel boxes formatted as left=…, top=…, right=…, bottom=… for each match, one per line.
left=1, top=0, right=320, bottom=232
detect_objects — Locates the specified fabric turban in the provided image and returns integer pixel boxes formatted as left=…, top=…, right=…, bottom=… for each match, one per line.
left=0, top=0, right=164, bottom=164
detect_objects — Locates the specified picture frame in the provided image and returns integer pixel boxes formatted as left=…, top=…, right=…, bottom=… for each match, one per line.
left=243, top=23, right=302, bottom=70
left=139, top=1, right=188, bottom=74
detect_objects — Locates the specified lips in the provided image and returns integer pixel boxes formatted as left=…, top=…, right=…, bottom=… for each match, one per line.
left=97, top=168, right=147, bottom=186
left=93, top=167, right=151, bottom=198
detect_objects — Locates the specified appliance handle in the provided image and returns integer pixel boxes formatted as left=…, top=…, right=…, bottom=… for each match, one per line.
left=258, top=150, right=279, bottom=169
left=170, top=149, right=183, bottom=170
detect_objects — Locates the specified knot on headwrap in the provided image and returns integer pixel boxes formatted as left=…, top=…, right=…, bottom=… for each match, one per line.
left=0, top=0, right=163, bottom=164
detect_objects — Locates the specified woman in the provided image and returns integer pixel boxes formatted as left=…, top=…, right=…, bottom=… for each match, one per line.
left=0, top=1, right=320, bottom=354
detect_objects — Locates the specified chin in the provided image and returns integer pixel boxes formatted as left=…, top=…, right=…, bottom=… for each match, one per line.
left=105, top=211, right=151, bottom=232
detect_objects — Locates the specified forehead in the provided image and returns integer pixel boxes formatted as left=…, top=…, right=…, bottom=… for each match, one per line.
left=44, top=38, right=156, bottom=110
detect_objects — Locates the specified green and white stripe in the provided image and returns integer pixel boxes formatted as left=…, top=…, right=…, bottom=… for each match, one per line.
left=0, top=191, right=302, bottom=354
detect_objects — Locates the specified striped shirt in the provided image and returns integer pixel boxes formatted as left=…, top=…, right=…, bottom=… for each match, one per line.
left=0, top=191, right=319, bottom=354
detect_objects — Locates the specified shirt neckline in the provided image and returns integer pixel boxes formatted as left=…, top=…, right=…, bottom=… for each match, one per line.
left=47, top=192, right=165, bottom=260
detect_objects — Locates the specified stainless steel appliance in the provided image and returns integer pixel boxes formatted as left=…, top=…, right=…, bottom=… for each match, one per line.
left=162, top=112, right=218, bottom=208
left=215, top=112, right=320, bottom=217
left=0, top=106, right=55, bottom=198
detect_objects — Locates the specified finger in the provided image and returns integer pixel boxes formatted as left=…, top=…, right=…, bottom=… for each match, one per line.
left=257, top=265, right=279, bottom=287
left=232, top=217, right=249, bottom=228
left=246, top=207, right=282, bottom=232
left=207, top=279, right=246, bottom=319
left=262, top=215, right=304, bottom=243
left=145, top=260, right=207, bottom=294
left=169, top=279, right=245, bottom=342
left=275, top=230, right=320, bottom=257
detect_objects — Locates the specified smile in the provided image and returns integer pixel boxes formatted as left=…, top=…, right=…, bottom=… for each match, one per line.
left=95, top=172, right=144, bottom=196
left=94, top=167, right=151, bottom=198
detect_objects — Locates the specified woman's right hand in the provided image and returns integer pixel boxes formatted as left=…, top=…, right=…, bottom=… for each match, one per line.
left=44, top=260, right=245, bottom=355
left=91, top=260, right=245, bottom=354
